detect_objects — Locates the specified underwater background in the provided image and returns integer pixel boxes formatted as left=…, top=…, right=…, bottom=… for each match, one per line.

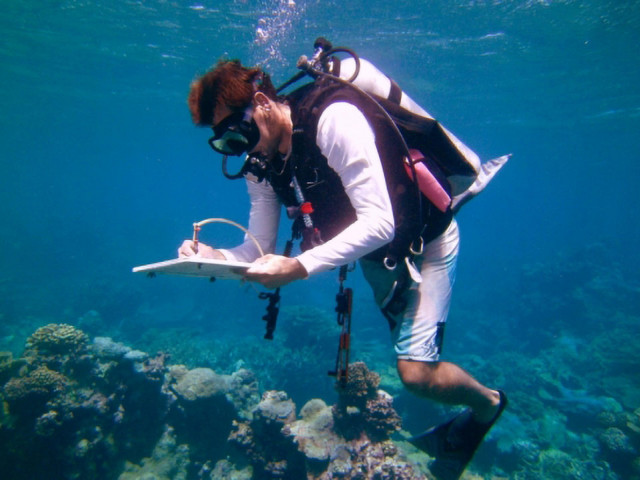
left=1, top=0, right=639, bottom=478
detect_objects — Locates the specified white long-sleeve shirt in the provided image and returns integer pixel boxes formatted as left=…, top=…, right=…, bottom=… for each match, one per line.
left=220, top=102, right=395, bottom=276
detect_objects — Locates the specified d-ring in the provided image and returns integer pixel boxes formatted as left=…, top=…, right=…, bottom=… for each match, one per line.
left=409, top=237, right=424, bottom=256
left=383, top=256, right=397, bottom=271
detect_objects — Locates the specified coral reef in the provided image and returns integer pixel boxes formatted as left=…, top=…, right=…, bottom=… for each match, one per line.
left=447, top=244, right=640, bottom=479
left=597, top=426, right=638, bottom=477
left=228, top=389, right=422, bottom=479
left=3, top=365, right=70, bottom=415
left=138, top=322, right=337, bottom=408
left=332, top=361, right=402, bottom=442
left=119, top=426, right=190, bottom=480
left=0, top=326, right=421, bottom=480
left=3, top=242, right=639, bottom=480
left=167, top=365, right=245, bottom=464
left=209, top=459, right=253, bottom=480
left=0, top=329, right=173, bottom=479
left=25, top=323, right=89, bottom=355
left=0, top=351, right=14, bottom=381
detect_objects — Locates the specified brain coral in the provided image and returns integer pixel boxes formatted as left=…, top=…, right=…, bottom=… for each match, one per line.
left=25, top=324, right=89, bottom=355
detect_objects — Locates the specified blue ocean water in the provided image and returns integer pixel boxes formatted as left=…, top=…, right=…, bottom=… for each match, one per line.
left=1, top=0, right=639, bottom=478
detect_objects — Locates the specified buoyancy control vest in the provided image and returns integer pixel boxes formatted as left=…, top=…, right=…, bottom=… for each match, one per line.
left=268, top=77, right=454, bottom=264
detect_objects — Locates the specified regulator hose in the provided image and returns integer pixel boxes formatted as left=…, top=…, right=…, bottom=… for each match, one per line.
left=192, top=217, right=264, bottom=257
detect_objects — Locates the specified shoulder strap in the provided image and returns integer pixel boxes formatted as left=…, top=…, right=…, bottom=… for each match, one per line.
left=289, top=78, right=430, bottom=264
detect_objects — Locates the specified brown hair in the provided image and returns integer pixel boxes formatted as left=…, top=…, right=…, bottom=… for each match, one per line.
left=187, top=59, right=277, bottom=126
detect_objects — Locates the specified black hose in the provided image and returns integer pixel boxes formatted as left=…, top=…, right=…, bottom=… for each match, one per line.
left=276, top=45, right=360, bottom=92
left=277, top=41, right=424, bottom=245
left=324, top=47, right=360, bottom=83
left=221, top=155, right=246, bottom=180
left=309, top=60, right=425, bottom=248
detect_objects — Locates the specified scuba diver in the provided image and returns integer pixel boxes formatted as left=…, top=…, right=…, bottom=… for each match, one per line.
left=178, top=39, right=508, bottom=479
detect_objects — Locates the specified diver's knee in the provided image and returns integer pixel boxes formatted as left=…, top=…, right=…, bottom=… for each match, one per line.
left=397, top=360, right=439, bottom=394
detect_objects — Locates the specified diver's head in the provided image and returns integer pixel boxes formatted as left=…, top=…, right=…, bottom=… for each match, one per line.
left=188, top=60, right=280, bottom=159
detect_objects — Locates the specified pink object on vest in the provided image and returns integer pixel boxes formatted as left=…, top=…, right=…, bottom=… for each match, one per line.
left=404, top=149, right=451, bottom=212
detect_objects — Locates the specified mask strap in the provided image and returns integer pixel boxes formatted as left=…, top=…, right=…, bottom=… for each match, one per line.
left=241, top=104, right=254, bottom=124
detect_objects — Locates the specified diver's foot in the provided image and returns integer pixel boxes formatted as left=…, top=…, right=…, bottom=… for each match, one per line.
left=409, top=390, right=508, bottom=480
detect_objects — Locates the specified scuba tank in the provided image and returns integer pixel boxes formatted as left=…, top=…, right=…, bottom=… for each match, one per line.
left=279, top=38, right=510, bottom=213
left=333, top=56, right=482, bottom=197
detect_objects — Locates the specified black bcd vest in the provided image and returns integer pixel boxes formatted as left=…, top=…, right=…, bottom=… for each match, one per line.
left=266, top=77, right=453, bottom=262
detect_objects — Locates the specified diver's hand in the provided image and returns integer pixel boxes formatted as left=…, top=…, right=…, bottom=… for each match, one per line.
left=178, top=240, right=226, bottom=260
left=244, top=254, right=308, bottom=289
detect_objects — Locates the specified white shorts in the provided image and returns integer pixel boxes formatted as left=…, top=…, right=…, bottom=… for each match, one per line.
left=360, top=220, right=459, bottom=362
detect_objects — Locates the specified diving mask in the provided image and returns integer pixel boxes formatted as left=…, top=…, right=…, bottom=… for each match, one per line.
left=208, top=107, right=260, bottom=156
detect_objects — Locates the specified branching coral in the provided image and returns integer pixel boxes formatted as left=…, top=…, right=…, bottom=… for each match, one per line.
left=25, top=323, right=89, bottom=356
left=336, top=361, right=380, bottom=406
left=3, top=365, right=69, bottom=404
left=331, top=362, right=401, bottom=441
left=362, top=390, right=402, bottom=441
